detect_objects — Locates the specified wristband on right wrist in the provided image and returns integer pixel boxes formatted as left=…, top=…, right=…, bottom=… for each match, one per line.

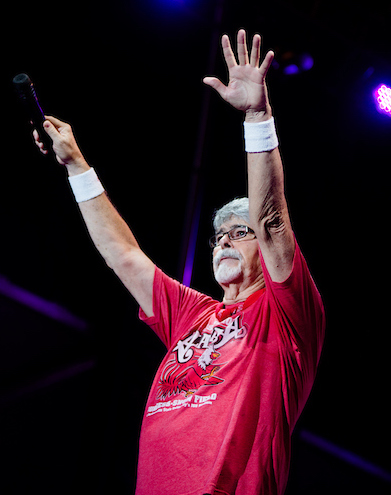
left=243, top=117, right=279, bottom=153
left=68, top=167, right=105, bottom=203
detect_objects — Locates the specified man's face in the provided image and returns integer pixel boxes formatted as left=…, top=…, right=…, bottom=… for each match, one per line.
left=212, top=217, right=262, bottom=287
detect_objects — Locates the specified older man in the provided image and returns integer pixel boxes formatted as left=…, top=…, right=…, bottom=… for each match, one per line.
left=34, top=30, right=324, bottom=495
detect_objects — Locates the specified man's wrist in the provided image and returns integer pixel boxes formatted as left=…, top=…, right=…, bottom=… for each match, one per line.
left=245, top=106, right=273, bottom=123
left=66, top=157, right=91, bottom=177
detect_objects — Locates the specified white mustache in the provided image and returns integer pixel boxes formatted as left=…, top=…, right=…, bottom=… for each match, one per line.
left=213, top=248, right=243, bottom=270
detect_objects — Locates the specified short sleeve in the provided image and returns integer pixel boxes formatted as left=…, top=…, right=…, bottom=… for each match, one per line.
left=139, top=268, right=217, bottom=349
left=259, top=239, right=325, bottom=368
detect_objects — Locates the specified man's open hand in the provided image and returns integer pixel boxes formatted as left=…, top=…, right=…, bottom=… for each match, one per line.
left=203, top=29, right=274, bottom=122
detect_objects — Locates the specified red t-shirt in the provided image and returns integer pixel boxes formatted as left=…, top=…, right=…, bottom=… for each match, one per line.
left=137, top=240, right=325, bottom=495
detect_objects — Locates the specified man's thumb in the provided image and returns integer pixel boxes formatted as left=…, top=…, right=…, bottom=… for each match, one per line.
left=43, top=120, right=58, bottom=138
left=203, top=77, right=226, bottom=96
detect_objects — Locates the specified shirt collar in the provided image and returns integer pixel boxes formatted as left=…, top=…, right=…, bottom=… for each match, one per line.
left=215, top=287, right=266, bottom=321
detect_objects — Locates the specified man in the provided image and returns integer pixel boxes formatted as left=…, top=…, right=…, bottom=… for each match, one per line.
left=34, top=30, right=325, bottom=495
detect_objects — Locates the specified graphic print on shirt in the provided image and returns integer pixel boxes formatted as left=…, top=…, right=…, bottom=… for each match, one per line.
left=156, top=314, right=247, bottom=400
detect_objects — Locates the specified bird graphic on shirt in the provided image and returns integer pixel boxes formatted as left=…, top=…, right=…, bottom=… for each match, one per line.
left=157, top=345, right=225, bottom=400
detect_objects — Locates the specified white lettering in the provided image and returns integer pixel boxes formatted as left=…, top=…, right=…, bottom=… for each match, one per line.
left=193, top=393, right=217, bottom=404
left=172, top=315, right=247, bottom=365
left=213, top=316, right=247, bottom=349
left=172, top=330, right=201, bottom=363
left=198, top=333, right=211, bottom=349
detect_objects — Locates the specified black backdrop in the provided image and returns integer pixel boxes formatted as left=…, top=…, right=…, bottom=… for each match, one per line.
left=2, top=0, right=391, bottom=493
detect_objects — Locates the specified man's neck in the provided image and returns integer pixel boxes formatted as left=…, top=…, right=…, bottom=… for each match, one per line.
left=222, top=274, right=265, bottom=305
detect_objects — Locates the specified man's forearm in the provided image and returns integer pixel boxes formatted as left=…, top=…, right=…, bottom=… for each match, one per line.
left=67, top=167, right=155, bottom=316
left=77, top=191, right=141, bottom=271
left=65, top=160, right=141, bottom=271
left=244, top=110, right=289, bottom=235
left=247, top=147, right=288, bottom=230
left=247, top=144, right=295, bottom=282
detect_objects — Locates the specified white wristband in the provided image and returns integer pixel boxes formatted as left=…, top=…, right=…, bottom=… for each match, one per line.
left=243, top=117, right=279, bottom=153
left=68, top=168, right=105, bottom=203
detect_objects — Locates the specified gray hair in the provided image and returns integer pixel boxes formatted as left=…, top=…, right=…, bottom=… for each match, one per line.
left=212, top=197, right=250, bottom=232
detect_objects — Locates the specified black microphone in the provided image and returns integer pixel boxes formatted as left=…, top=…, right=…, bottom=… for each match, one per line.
left=12, top=73, right=52, bottom=151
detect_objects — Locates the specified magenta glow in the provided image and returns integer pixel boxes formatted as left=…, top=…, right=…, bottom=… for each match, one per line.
left=374, top=84, right=391, bottom=116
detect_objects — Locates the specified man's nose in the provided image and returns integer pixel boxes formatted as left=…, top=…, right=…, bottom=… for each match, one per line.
left=218, top=233, right=233, bottom=248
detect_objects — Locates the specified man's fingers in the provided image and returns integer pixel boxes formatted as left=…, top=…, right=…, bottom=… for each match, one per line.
left=259, top=51, right=275, bottom=81
left=221, top=34, right=237, bottom=70
left=32, top=129, right=46, bottom=152
left=32, top=129, right=48, bottom=154
left=250, top=34, right=261, bottom=68
left=237, top=29, right=249, bottom=66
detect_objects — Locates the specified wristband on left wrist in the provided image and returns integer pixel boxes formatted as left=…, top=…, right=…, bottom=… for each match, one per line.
left=243, top=117, right=279, bottom=153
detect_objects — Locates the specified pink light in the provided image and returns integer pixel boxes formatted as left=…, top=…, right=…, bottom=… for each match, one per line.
left=374, top=84, right=391, bottom=116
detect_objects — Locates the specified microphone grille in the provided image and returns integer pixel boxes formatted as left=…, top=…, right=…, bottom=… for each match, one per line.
left=13, top=73, right=32, bottom=88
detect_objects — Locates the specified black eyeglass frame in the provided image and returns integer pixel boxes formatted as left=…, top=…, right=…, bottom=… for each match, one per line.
left=209, top=225, right=256, bottom=248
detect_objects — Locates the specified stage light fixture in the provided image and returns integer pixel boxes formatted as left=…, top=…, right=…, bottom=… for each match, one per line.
left=373, top=84, right=391, bottom=116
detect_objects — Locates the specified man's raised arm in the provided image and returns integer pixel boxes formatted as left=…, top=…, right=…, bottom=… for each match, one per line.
left=204, top=29, right=295, bottom=282
left=34, top=116, right=155, bottom=316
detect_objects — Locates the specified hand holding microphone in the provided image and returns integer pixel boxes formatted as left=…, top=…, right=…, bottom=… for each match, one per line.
left=13, top=73, right=88, bottom=174
left=33, top=116, right=88, bottom=171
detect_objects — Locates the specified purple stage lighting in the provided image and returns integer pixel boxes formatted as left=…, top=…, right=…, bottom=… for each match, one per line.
left=299, top=53, right=314, bottom=71
left=280, top=53, right=314, bottom=76
left=283, top=64, right=300, bottom=75
left=374, top=84, right=391, bottom=116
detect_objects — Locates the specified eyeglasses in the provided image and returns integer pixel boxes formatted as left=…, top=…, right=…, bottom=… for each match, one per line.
left=209, top=225, right=256, bottom=248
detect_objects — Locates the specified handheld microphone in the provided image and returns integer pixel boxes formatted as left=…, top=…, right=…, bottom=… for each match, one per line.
left=12, top=73, right=52, bottom=151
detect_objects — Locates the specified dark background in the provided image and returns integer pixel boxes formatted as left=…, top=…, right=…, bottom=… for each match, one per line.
left=2, top=0, right=391, bottom=493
